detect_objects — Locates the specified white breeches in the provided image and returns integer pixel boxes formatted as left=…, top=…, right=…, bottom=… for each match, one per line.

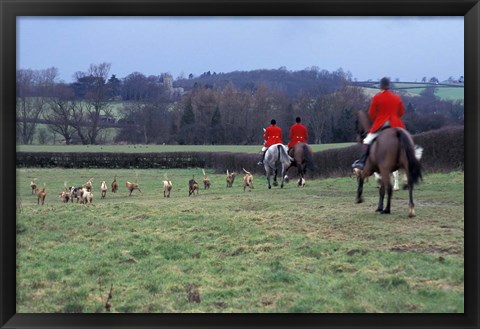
left=363, top=132, right=380, bottom=145
left=363, top=120, right=390, bottom=145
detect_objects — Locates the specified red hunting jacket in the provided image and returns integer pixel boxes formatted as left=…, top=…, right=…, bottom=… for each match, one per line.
left=288, top=123, right=308, bottom=148
left=368, top=90, right=406, bottom=133
left=264, top=125, right=283, bottom=147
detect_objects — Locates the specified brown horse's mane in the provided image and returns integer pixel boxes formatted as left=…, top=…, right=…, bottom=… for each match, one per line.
left=356, top=110, right=372, bottom=139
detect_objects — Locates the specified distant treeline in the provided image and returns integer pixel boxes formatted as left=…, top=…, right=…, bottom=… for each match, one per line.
left=17, top=64, right=464, bottom=147
left=17, top=126, right=464, bottom=177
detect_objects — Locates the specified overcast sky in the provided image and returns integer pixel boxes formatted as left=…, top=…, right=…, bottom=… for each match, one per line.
left=17, top=16, right=464, bottom=83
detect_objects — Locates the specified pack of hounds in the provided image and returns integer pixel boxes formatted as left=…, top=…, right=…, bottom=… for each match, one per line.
left=28, top=168, right=256, bottom=206
left=28, top=175, right=142, bottom=206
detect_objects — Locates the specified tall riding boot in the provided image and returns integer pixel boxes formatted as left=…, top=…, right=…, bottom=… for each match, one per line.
left=352, top=144, right=370, bottom=170
left=257, top=150, right=266, bottom=165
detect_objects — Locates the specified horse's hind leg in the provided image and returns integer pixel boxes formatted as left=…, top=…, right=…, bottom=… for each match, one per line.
left=377, top=173, right=392, bottom=214
left=266, top=169, right=272, bottom=189
left=296, top=166, right=303, bottom=187
left=381, top=183, right=392, bottom=214
left=408, top=184, right=416, bottom=217
left=356, top=176, right=364, bottom=203
left=376, top=184, right=385, bottom=212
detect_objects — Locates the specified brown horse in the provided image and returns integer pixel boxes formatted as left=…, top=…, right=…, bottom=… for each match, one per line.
left=355, top=110, right=422, bottom=217
left=286, top=142, right=316, bottom=186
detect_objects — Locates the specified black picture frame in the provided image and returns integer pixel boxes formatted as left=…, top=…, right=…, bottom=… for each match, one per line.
left=2, top=0, right=478, bottom=328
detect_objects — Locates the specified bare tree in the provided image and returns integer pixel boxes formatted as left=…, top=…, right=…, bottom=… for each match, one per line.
left=70, top=100, right=94, bottom=145
left=16, top=68, right=57, bottom=144
left=248, top=84, right=286, bottom=144
left=44, top=83, right=77, bottom=144
left=303, top=95, right=332, bottom=144
left=114, top=102, right=144, bottom=143
left=74, top=63, right=114, bottom=144
left=218, top=82, right=251, bottom=144
left=115, top=74, right=172, bottom=144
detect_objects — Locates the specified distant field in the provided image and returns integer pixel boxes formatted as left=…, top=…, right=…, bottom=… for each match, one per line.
left=360, top=82, right=464, bottom=102
left=16, top=143, right=355, bottom=154
left=400, top=87, right=464, bottom=102
left=432, top=88, right=464, bottom=101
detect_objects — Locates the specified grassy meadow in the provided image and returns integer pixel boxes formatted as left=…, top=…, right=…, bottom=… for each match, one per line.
left=401, top=86, right=464, bottom=101
left=16, top=168, right=464, bottom=313
left=361, top=83, right=464, bottom=102
left=16, top=143, right=354, bottom=154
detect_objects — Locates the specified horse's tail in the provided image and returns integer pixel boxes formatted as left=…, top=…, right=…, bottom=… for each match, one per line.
left=303, top=144, right=317, bottom=172
left=278, top=145, right=293, bottom=166
left=397, top=129, right=422, bottom=185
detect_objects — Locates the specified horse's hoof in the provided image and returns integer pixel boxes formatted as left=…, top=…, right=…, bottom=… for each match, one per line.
left=381, top=209, right=390, bottom=214
left=375, top=208, right=383, bottom=212
left=408, top=208, right=416, bottom=218
left=356, top=198, right=363, bottom=204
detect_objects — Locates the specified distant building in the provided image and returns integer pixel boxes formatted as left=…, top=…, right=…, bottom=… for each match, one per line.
left=163, top=74, right=174, bottom=90
left=162, top=73, right=186, bottom=99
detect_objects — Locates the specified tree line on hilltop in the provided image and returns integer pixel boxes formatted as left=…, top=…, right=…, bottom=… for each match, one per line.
left=16, top=63, right=464, bottom=146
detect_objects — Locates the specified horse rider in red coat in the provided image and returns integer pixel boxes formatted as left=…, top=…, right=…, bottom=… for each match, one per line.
left=258, top=119, right=283, bottom=165
left=352, top=77, right=406, bottom=170
left=287, top=116, right=308, bottom=156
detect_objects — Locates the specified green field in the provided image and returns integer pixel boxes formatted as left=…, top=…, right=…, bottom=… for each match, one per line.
left=16, top=168, right=464, bottom=313
left=402, top=87, right=464, bottom=101
left=361, top=83, right=464, bottom=102
left=16, top=143, right=355, bottom=154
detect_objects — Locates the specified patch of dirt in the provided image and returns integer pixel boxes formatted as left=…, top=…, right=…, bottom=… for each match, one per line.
left=214, top=301, right=228, bottom=309
left=119, top=258, right=137, bottom=264
left=261, top=297, right=274, bottom=306
left=390, top=244, right=463, bottom=256
left=185, top=283, right=201, bottom=303
left=347, top=249, right=368, bottom=256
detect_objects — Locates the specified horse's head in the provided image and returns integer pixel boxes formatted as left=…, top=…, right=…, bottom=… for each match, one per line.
left=355, top=110, right=371, bottom=141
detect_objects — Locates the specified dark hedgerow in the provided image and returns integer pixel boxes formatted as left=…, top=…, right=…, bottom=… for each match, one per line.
left=412, top=125, right=464, bottom=172
left=16, top=126, right=463, bottom=178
